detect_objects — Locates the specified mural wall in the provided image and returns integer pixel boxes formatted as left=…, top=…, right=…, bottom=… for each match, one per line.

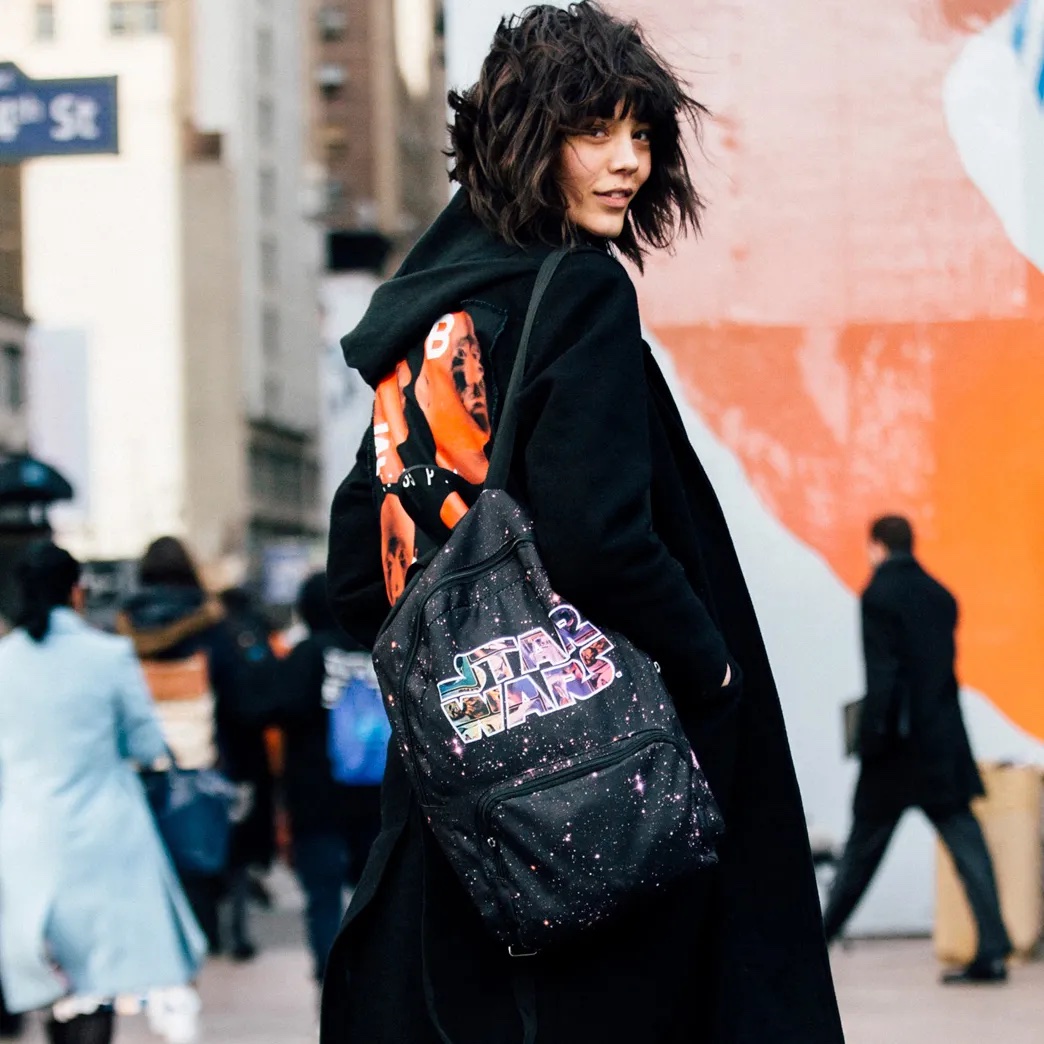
left=444, top=0, right=1044, bottom=931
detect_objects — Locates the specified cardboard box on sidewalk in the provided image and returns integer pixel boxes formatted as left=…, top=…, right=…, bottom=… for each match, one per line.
left=934, top=762, right=1043, bottom=964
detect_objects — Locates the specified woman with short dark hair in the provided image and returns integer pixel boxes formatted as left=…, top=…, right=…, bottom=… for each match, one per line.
left=325, top=4, right=843, bottom=1041
left=0, top=542, right=205, bottom=1044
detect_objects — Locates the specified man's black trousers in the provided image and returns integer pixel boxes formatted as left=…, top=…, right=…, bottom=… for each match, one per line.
left=823, top=804, right=1011, bottom=961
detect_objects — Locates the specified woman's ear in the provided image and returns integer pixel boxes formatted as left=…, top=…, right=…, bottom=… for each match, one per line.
left=70, top=584, right=86, bottom=613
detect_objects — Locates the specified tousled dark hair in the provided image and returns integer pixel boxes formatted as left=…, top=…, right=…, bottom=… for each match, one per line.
left=870, top=515, right=914, bottom=555
left=139, top=535, right=202, bottom=589
left=298, top=571, right=336, bottom=634
left=15, top=540, right=81, bottom=643
left=448, top=2, right=709, bottom=269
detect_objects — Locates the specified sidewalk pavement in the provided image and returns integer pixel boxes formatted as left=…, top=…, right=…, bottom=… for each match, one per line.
left=836, top=938, right=1044, bottom=1044
left=12, top=878, right=1044, bottom=1042
left=18, top=865, right=317, bottom=1044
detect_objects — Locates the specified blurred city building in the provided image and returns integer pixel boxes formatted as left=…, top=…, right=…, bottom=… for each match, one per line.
left=305, top=0, right=446, bottom=269
left=0, top=165, right=28, bottom=459
left=0, top=163, right=33, bottom=625
left=0, top=0, right=323, bottom=587
left=304, top=0, right=448, bottom=513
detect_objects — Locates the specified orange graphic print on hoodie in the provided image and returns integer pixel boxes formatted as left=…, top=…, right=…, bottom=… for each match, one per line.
left=372, top=311, right=491, bottom=603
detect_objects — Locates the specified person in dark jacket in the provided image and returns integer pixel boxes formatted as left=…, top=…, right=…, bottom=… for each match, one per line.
left=214, top=587, right=280, bottom=962
left=117, top=536, right=244, bottom=956
left=823, top=515, right=1011, bottom=983
left=322, top=5, right=844, bottom=1043
left=247, top=572, right=382, bottom=982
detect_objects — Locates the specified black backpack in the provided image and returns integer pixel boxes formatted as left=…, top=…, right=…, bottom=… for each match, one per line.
left=371, top=250, right=724, bottom=955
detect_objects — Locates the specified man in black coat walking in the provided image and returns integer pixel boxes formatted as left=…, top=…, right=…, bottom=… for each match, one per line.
left=823, top=515, right=1011, bottom=983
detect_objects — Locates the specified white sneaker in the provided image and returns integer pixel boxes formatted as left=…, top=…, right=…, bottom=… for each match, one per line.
left=146, top=986, right=201, bottom=1044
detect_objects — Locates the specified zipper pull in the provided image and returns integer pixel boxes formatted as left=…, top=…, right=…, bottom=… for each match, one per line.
left=487, top=837, right=498, bottom=849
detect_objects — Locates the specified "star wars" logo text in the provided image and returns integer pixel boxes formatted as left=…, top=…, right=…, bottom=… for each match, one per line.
left=436, top=604, right=617, bottom=744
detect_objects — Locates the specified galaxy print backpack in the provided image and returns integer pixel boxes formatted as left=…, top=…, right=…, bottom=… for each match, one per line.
left=371, top=250, right=724, bottom=955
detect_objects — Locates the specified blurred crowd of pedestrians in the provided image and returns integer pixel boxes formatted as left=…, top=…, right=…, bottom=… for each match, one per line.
left=0, top=536, right=381, bottom=1043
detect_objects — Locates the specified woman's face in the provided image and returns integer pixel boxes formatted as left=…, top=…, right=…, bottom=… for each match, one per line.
left=559, top=104, right=653, bottom=239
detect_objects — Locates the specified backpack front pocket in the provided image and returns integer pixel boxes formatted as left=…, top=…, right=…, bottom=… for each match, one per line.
left=477, top=729, right=716, bottom=950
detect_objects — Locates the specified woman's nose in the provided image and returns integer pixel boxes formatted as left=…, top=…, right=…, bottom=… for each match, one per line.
left=609, top=131, right=640, bottom=172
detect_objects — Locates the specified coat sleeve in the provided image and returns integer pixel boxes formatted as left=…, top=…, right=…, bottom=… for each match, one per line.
left=112, top=639, right=168, bottom=765
left=516, top=251, right=730, bottom=696
left=859, top=589, right=902, bottom=758
left=328, top=431, right=389, bottom=650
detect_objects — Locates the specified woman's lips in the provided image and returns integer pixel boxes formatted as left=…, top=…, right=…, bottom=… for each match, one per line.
left=594, top=190, right=633, bottom=209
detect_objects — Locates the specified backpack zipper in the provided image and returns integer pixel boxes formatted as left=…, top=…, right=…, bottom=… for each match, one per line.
left=477, top=727, right=679, bottom=837
left=398, top=535, right=533, bottom=691
left=393, top=534, right=534, bottom=801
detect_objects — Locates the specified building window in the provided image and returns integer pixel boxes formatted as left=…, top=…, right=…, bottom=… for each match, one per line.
left=141, top=0, right=163, bottom=33
left=318, top=5, right=348, bottom=40
left=316, top=64, right=347, bottom=94
left=3, top=345, right=25, bottom=411
left=109, top=1, right=129, bottom=34
left=109, top=1, right=163, bottom=36
left=35, top=2, right=56, bottom=40
left=263, top=376, right=282, bottom=418
left=261, top=306, right=280, bottom=359
left=258, top=96, right=274, bottom=146
left=325, top=177, right=344, bottom=212
left=257, top=26, right=274, bottom=79
left=259, top=166, right=277, bottom=213
left=261, top=238, right=279, bottom=288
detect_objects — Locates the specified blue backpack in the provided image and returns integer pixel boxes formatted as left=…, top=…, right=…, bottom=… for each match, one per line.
left=324, top=649, right=391, bottom=786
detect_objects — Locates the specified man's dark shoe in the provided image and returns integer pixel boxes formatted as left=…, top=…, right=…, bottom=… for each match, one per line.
left=230, top=940, right=259, bottom=962
left=941, top=957, right=1008, bottom=985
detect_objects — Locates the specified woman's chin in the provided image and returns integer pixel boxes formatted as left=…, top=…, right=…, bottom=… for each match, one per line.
left=575, top=216, right=627, bottom=240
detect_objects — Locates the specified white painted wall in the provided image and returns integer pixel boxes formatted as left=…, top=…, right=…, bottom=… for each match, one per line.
left=944, top=0, right=1044, bottom=275
left=1, top=0, right=186, bottom=560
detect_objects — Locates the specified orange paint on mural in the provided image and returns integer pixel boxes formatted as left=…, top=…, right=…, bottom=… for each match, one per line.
left=656, top=289, right=1044, bottom=740
left=624, top=0, right=1044, bottom=740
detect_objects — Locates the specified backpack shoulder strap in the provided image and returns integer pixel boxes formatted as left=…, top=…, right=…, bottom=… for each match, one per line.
left=484, top=250, right=568, bottom=491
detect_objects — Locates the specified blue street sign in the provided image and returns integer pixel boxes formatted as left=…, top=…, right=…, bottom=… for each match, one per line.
left=0, top=62, right=118, bottom=162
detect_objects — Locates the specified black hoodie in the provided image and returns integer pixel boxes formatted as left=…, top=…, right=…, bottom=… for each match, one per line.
left=341, top=192, right=553, bottom=386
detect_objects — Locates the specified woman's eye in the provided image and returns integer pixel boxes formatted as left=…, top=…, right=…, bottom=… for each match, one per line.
left=587, top=125, right=609, bottom=138
left=634, top=128, right=652, bottom=143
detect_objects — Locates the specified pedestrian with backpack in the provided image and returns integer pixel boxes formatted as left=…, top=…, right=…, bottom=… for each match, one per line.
left=247, top=571, right=387, bottom=983
left=117, top=536, right=244, bottom=957
left=216, top=586, right=281, bottom=963
left=324, top=4, right=844, bottom=1042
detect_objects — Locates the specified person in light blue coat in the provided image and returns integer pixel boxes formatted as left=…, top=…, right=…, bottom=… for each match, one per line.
left=0, top=542, right=206, bottom=1044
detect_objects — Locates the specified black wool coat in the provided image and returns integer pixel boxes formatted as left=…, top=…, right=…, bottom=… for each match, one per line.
left=855, top=554, right=984, bottom=818
left=322, top=195, right=843, bottom=1044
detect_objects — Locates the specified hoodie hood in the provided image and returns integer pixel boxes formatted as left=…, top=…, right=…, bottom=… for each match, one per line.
left=341, top=192, right=554, bottom=387
left=117, top=585, right=226, bottom=658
